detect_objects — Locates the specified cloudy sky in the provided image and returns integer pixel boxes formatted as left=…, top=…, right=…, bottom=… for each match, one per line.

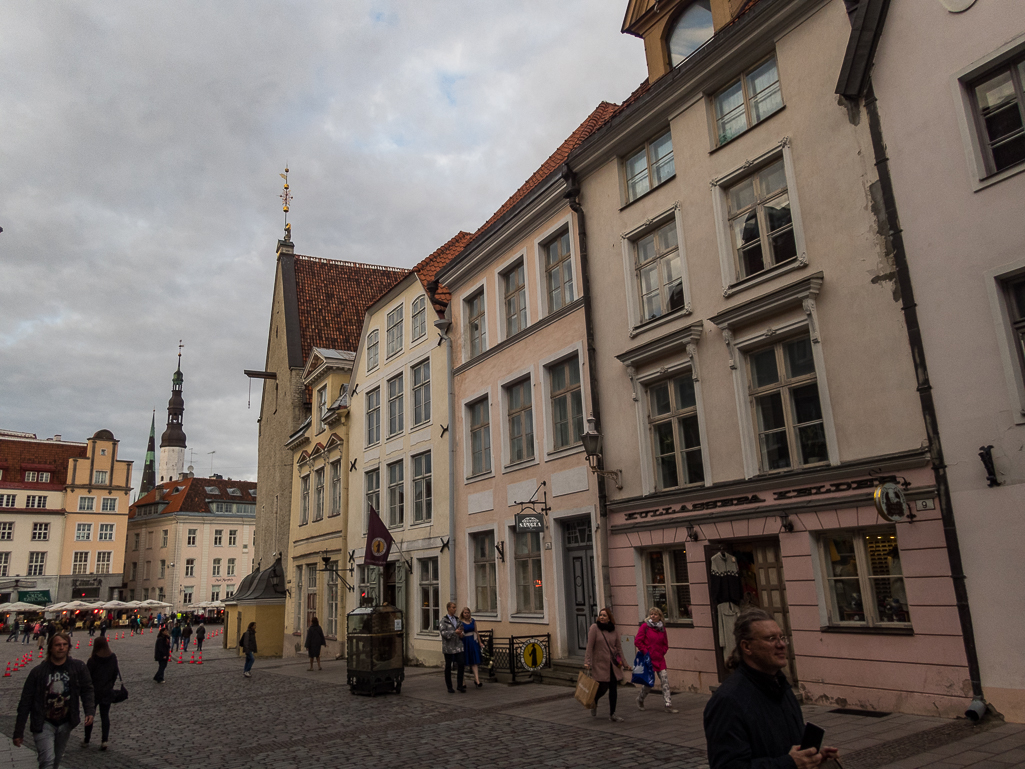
left=0, top=2, right=646, bottom=495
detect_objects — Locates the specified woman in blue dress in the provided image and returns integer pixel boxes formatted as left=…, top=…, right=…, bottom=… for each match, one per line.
left=460, top=607, right=483, bottom=688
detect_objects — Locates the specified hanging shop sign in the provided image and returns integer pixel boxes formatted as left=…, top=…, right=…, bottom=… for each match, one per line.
left=19, top=590, right=51, bottom=606
left=520, top=638, right=546, bottom=671
left=515, top=512, right=545, bottom=533
left=873, top=482, right=910, bottom=522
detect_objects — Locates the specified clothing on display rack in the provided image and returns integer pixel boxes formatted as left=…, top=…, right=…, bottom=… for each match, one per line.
left=710, top=550, right=743, bottom=663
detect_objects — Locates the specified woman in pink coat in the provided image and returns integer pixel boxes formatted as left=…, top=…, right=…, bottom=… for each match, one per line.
left=634, top=606, right=678, bottom=713
left=584, top=607, right=631, bottom=722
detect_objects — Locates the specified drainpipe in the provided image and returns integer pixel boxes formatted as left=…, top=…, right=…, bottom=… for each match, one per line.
left=435, top=316, right=457, bottom=602
left=861, top=82, right=985, bottom=707
left=561, top=163, right=614, bottom=613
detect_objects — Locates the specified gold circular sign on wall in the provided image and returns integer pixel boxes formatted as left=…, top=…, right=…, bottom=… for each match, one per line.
left=873, top=482, right=909, bottom=522
left=520, top=639, right=546, bottom=671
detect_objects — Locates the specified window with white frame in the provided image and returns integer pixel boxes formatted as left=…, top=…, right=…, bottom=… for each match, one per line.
left=649, top=373, right=704, bottom=489
left=643, top=548, right=692, bottom=623
left=101, top=498, right=117, bottom=512
left=159, top=559, right=165, bottom=578
left=411, top=295, right=427, bottom=341
left=25, top=471, right=51, bottom=483
left=668, top=1, right=713, bottom=67
left=94, top=470, right=108, bottom=485
left=95, top=552, right=111, bottom=575
left=357, top=564, right=380, bottom=606
left=161, top=529, right=168, bottom=548
left=299, top=474, right=310, bottom=525
left=187, top=528, right=197, bottom=546
left=214, top=529, right=223, bottom=546
left=366, top=329, right=379, bottom=371
left=819, top=528, right=910, bottom=626
left=386, top=305, right=403, bottom=357
left=412, top=452, right=431, bottom=524
left=635, top=220, right=685, bottom=322
left=326, top=561, right=340, bottom=636
left=25, top=495, right=46, bottom=509
left=228, top=529, right=237, bottom=546
left=472, top=531, right=497, bottom=613
left=157, top=586, right=165, bottom=602
left=76, top=523, right=93, bottom=541
left=467, top=290, right=486, bottom=358
left=514, top=531, right=543, bottom=614
left=72, top=551, right=90, bottom=575
left=727, top=158, right=797, bottom=281
left=544, top=230, right=574, bottom=313
left=305, top=563, right=319, bottom=628
left=0, top=496, right=14, bottom=508
left=227, top=557, right=236, bottom=576
left=366, top=387, right=381, bottom=445
left=224, top=584, right=234, bottom=599
left=506, top=378, right=534, bottom=464
left=387, top=374, right=404, bottom=436
left=27, top=552, right=45, bottom=576
left=330, top=460, right=342, bottom=517
left=625, top=129, right=675, bottom=203
left=412, top=360, right=431, bottom=426
left=147, top=530, right=155, bottom=549
left=314, top=467, right=325, bottom=522
left=133, top=533, right=140, bottom=551
left=143, top=560, right=151, bottom=579
left=714, top=55, right=784, bottom=146
left=504, top=262, right=527, bottom=337
left=386, top=461, right=404, bottom=528
left=182, top=587, right=193, bottom=604
left=31, top=522, right=49, bottom=541
left=550, top=357, right=583, bottom=451
left=131, top=562, right=138, bottom=580
left=210, top=586, right=220, bottom=602
left=970, top=55, right=1025, bottom=176
left=185, top=558, right=195, bottom=577
left=0, top=522, right=12, bottom=539
left=0, top=552, right=9, bottom=577
left=747, top=335, right=827, bottom=472
left=78, top=497, right=95, bottom=512
left=212, top=558, right=222, bottom=576
left=469, top=399, right=492, bottom=476
left=316, top=385, right=328, bottom=433
left=419, top=557, right=440, bottom=632
left=98, top=523, right=114, bottom=541
left=365, top=468, right=380, bottom=518
left=1003, top=274, right=1025, bottom=381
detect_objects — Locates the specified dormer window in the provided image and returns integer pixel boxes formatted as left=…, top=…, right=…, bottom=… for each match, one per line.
left=205, top=486, right=220, bottom=495
left=228, top=488, right=242, bottom=497
left=668, top=1, right=713, bottom=68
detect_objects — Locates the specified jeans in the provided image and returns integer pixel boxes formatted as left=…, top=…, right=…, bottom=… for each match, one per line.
left=182, top=638, right=190, bottom=652
left=22, top=632, right=31, bottom=644
left=243, top=651, right=255, bottom=673
left=154, top=659, right=168, bottom=682
left=83, top=703, right=110, bottom=743
left=34, top=721, right=72, bottom=769
left=443, top=651, right=465, bottom=691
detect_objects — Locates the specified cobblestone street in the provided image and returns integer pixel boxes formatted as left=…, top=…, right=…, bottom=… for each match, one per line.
left=1, top=629, right=1023, bottom=769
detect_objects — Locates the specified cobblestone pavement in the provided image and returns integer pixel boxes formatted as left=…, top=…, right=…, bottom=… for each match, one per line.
left=0, top=629, right=1022, bottom=768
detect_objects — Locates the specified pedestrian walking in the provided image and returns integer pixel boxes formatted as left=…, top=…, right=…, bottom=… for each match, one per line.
left=194, top=622, right=206, bottom=652
left=170, top=622, right=181, bottom=652
left=584, top=607, right=630, bottom=723
left=704, top=607, right=839, bottom=769
left=181, top=622, right=192, bottom=652
left=23, top=620, right=33, bottom=644
left=153, top=627, right=171, bottom=683
left=240, top=622, right=257, bottom=678
left=36, top=623, right=45, bottom=651
left=440, top=602, right=466, bottom=693
left=13, top=632, right=95, bottom=769
left=635, top=606, right=679, bottom=714
left=83, top=638, right=119, bottom=750
left=6, top=619, right=19, bottom=642
left=304, top=617, right=326, bottom=671
left=460, top=608, right=483, bottom=688
left=98, top=618, right=108, bottom=638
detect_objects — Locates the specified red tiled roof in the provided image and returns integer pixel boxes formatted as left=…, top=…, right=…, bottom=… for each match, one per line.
left=412, top=231, right=475, bottom=314
left=293, top=256, right=407, bottom=363
left=129, top=476, right=257, bottom=518
left=0, top=437, right=87, bottom=488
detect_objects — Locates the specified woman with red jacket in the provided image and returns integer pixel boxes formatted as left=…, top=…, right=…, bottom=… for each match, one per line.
left=634, top=607, right=678, bottom=714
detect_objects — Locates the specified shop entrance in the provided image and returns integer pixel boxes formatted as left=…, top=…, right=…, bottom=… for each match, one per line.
left=561, top=517, right=597, bottom=656
left=708, top=537, right=798, bottom=685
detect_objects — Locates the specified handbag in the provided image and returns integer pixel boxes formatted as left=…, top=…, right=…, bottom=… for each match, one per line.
left=574, top=669, right=599, bottom=709
left=631, top=651, right=655, bottom=688
left=111, top=669, right=129, bottom=704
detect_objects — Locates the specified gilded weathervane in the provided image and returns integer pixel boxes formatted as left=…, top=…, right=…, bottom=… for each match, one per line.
left=279, top=164, right=292, bottom=238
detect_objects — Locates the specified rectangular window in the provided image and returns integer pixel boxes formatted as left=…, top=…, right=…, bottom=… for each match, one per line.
left=748, top=335, right=827, bottom=471
left=326, top=561, right=340, bottom=636
left=229, top=529, right=237, bottom=546
left=467, top=290, right=486, bottom=358
left=314, top=467, right=325, bottom=522
left=214, top=529, right=223, bottom=546
left=212, top=558, right=221, bottom=576
left=365, top=468, right=380, bottom=519
left=187, top=528, right=197, bottom=547
left=227, top=558, right=236, bottom=576
left=644, top=548, right=692, bottom=623
left=727, top=158, right=796, bottom=281
left=625, top=129, right=675, bottom=202
left=25, top=496, right=47, bottom=509
left=316, top=385, right=328, bottom=433
left=182, top=588, right=193, bottom=604
left=96, top=552, right=111, bottom=575
left=94, top=470, right=108, bottom=485
left=210, top=586, right=220, bottom=602
left=98, top=523, right=114, bottom=541
left=386, top=461, right=404, bottom=528
left=0, top=496, right=14, bottom=508
left=550, top=358, right=583, bottom=451
left=161, top=529, right=168, bottom=548
left=76, top=523, right=93, bottom=541
left=159, top=559, right=165, bottom=578
left=144, top=561, right=151, bottom=579
left=971, top=56, right=1025, bottom=175
left=635, top=220, right=684, bottom=322
left=419, top=557, right=440, bottom=633
left=147, top=530, right=154, bottom=549
left=359, top=564, right=380, bottom=607
left=185, top=558, right=195, bottom=577
left=0, top=552, right=7, bottom=577
left=224, top=585, right=234, bottom=599
left=305, top=563, right=318, bottom=627
left=27, top=552, right=45, bottom=576
left=366, top=329, right=379, bottom=371
left=412, top=360, right=431, bottom=426
left=386, top=305, right=404, bottom=357
left=515, top=531, right=543, bottom=614
left=78, top=497, right=95, bottom=512
left=387, top=374, right=404, bottom=436
left=507, top=379, right=534, bottom=464
left=473, top=531, right=497, bottom=613
left=366, top=387, right=381, bottom=445
left=469, top=399, right=492, bottom=476
left=411, top=295, right=427, bottom=341
left=714, top=55, right=784, bottom=145
left=1004, top=275, right=1025, bottom=380
left=649, top=373, right=704, bottom=489
left=142, top=587, right=149, bottom=600
left=131, top=562, right=138, bottom=581
left=412, top=452, right=432, bottom=524
left=820, top=528, right=910, bottom=626
left=101, top=498, right=117, bottom=512
left=504, top=262, right=527, bottom=336
left=72, top=551, right=90, bottom=575
left=0, top=522, right=12, bottom=540
left=544, top=230, right=574, bottom=313
left=330, top=460, right=342, bottom=517
left=300, top=475, right=310, bottom=525
left=31, top=522, right=49, bottom=541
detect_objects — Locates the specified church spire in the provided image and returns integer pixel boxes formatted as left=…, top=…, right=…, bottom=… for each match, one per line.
left=140, top=410, right=157, bottom=496
left=158, top=342, right=187, bottom=483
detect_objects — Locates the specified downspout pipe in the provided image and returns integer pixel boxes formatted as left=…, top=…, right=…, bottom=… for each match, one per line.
left=861, top=82, right=985, bottom=707
left=562, top=163, right=614, bottom=612
left=435, top=316, right=457, bottom=602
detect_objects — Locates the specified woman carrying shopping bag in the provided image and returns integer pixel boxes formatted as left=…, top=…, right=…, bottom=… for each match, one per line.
left=584, top=607, right=631, bottom=723
left=634, top=607, right=678, bottom=714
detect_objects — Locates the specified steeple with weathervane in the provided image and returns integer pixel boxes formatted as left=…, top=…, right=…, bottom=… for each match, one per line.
left=158, top=342, right=188, bottom=483
left=139, top=409, right=157, bottom=496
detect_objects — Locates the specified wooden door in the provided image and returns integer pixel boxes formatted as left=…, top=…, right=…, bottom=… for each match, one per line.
left=751, top=540, right=798, bottom=684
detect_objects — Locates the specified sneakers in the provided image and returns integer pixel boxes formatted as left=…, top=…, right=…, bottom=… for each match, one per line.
left=100, top=742, right=108, bottom=751
left=590, top=705, right=597, bottom=717
left=609, top=714, right=625, bottom=722
left=637, top=695, right=645, bottom=710
left=665, top=705, right=679, bottom=714
left=243, top=671, right=252, bottom=678
left=81, top=740, right=89, bottom=748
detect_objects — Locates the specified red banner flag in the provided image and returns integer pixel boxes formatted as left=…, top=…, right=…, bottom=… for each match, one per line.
left=364, top=506, right=394, bottom=567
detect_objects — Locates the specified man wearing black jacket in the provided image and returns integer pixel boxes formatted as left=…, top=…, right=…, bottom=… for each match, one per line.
left=13, top=633, right=95, bottom=769
left=703, top=608, right=839, bottom=769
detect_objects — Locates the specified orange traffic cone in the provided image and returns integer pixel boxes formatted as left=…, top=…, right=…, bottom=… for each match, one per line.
left=177, top=651, right=183, bottom=664
left=189, top=652, right=195, bottom=664
left=197, top=652, right=203, bottom=665
left=88, top=639, right=92, bottom=647
left=75, top=641, right=79, bottom=650
left=37, top=649, right=42, bottom=658
left=3, top=663, right=10, bottom=677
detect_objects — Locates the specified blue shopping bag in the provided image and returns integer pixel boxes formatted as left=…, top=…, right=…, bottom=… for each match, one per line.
left=632, top=651, right=655, bottom=688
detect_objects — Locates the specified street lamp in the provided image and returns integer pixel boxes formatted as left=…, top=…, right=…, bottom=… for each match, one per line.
left=581, top=416, right=623, bottom=490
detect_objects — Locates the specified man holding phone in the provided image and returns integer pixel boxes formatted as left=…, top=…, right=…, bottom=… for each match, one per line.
left=704, top=607, right=839, bottom=768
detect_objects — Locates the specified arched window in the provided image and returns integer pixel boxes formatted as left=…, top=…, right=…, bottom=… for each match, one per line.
left=668, top=1, right=714, bottom=68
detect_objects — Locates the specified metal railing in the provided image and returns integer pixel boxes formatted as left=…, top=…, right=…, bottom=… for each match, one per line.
left=488, top=633, right=552, bottom=684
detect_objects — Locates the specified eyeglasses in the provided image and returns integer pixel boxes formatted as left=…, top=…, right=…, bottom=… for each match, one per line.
left=754, top=634, right=789, bottom=645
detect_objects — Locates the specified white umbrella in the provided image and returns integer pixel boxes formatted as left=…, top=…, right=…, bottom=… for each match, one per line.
left=2, top=601, right=46, bottom=612
left=101, top=600, right=130, bottom=610
left=208, top=601, right=225, bottom=609
left=63, top=600, right=100, bottom=611
left=45, top=602, right=69, bottom=612
left=140, top=599, right=171, bottom=608
left=123, top=601, right=144, bottom=608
